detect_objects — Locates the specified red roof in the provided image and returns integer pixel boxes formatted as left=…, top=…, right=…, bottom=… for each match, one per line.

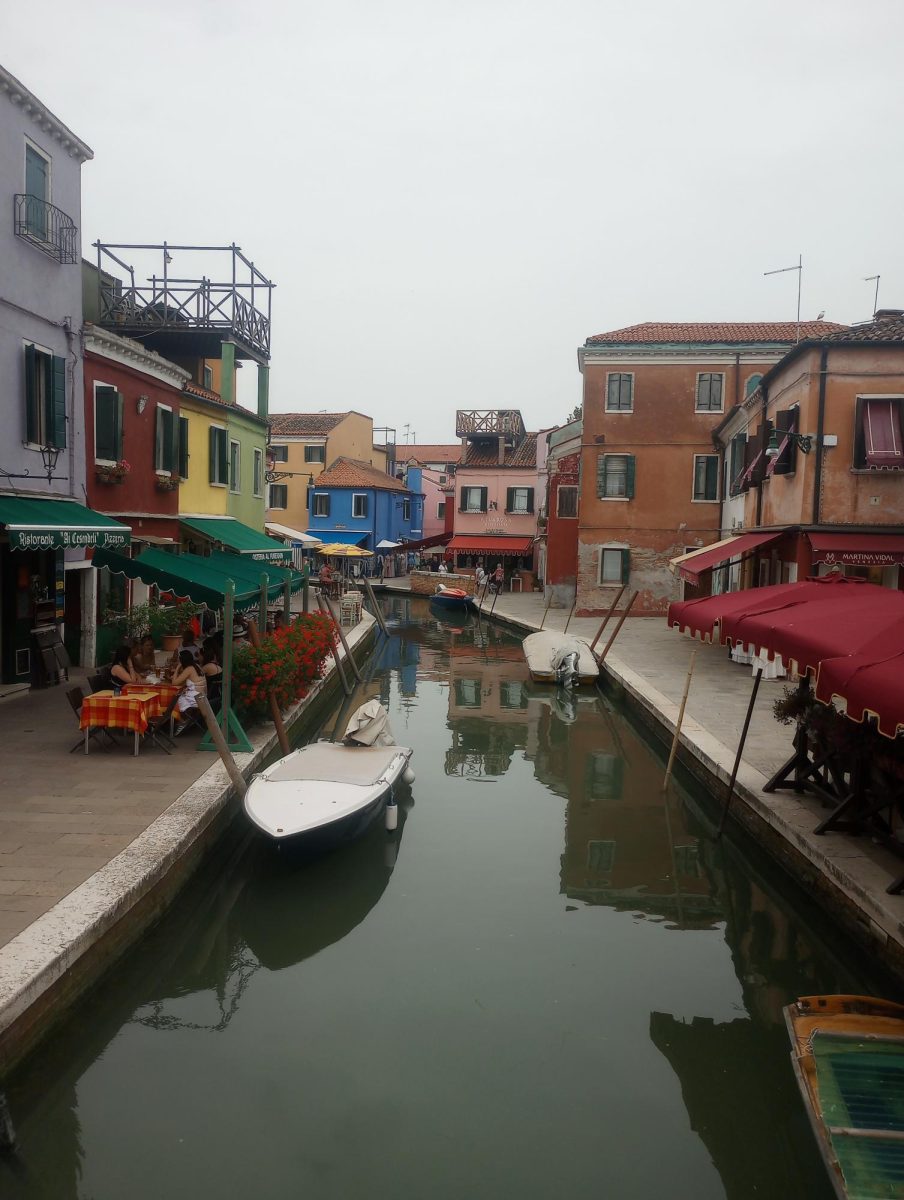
left=314, top=456, right=409, bottom=493
left=447, top=535, right=533, bottom=555
left=586, top=321, right=846, bottom=345
left=461, top=433, right=538, bottom=469
left=398, top=444, right=462, bottom=465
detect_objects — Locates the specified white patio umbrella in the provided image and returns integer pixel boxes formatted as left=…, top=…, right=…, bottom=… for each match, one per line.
left=376, top=539, right=401, bottom=549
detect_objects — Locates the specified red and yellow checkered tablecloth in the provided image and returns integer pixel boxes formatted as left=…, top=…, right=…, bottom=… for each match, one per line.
left=81, top=690, right=153, bottom=735
left=121, top=682, right=180, bottom=720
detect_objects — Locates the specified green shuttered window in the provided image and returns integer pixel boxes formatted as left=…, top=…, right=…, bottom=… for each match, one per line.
left=460, top=486, right=488, bottom=513
left=95, top=386, right=123, bottom=462
left=505, top=487, right=534, bottom=514
left=156, top=407, right=177, bottom=473
left=178, top=416, right=190, bottom=479
left=599, top=547, right=630, bottom=585
left=209, top=426, right=228, bottom=484
left=596, top=454, right=635, bottom=499
left=24, top=343, right=67, bottom=448
left=693, top=454, right=720, bottom=501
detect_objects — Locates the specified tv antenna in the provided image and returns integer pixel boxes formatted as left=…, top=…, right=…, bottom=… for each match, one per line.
left=764, top=254, right=802, bottom=341
left=864, top=274, right=880, bottom=316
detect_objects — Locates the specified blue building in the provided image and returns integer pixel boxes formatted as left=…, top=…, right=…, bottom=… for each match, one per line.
left=306, top=457, right=423, bottom=551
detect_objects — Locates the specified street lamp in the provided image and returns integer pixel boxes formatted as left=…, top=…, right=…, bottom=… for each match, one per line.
left=765, top=429, right=813, bottom=458
left=0, top=441, right=65, bottom=484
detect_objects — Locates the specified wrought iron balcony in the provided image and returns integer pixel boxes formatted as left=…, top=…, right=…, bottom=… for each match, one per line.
left=14, top=194, right=78, bottom=264
left=92, top=242, right=273, bottom=361
left=455, top=409, right=525, bottom=443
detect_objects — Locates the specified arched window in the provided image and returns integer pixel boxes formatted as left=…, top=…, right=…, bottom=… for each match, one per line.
left=745, top=373, right=763, bottom=397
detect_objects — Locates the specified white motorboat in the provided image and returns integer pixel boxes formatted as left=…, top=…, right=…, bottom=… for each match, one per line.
left=244, top=702, right=414, bottom=851
left=522, top=630, right=600, bottom=686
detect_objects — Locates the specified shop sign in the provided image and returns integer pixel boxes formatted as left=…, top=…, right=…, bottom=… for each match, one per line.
left=9, top=529, right=130, bottom=551
left=820, top=550, right=904, bottom=567
left=248, top=549, right=293, bottom=563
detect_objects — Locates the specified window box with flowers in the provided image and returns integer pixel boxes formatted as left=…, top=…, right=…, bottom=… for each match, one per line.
left=156, top=472, right=183, bottom=492
left=95, top=459, right=131, bottom=485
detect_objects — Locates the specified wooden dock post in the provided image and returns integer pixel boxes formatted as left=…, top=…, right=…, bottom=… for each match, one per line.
left=662, top=650, right=696, bottom=791
left=597, top=591, right=638, bottom=665
left=590, top=584, right=626, bottom=652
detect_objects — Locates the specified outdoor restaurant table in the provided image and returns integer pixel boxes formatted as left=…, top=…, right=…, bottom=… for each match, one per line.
left=80, top=689, right=157, bottom=756
left=121, top=681, right=180, bottom=720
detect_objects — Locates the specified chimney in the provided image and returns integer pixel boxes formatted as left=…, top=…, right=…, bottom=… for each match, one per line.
left=874, top=309, right=904, bottom=321
left=498, top=436, right=505, bottom=465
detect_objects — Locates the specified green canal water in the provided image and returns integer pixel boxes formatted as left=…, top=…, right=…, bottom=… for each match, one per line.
left=0, top=596, right=894, bottom=1199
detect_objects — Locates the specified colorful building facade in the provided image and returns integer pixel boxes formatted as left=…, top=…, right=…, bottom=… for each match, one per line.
left=306, top=457, right=422, bottom=552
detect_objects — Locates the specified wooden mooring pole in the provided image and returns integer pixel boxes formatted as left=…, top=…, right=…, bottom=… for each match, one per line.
left=717, top=668, right=763, bottom=839
left=590, top=584, right=626, bottom=652
left=597, top=591, right=638, bottom=665
left=662, top=650, right=696, bottom=791
left=197, top=694, right=247, bottom=798
left=317, top=593, right=353, bottom=695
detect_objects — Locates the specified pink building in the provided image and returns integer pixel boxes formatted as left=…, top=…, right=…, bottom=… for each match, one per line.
left=397, top=444, right=461, bottom=540
left=448, top=410, right=544, bottom=579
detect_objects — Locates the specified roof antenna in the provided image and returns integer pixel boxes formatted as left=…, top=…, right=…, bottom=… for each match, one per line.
left=864, top=275, right=880, bottom=317
left=764, top=254, right=802, bottom=342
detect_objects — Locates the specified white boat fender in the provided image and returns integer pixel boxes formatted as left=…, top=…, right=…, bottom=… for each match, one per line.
left=385, top=796, right=399, bottom=831
left=402, top=765, right=415, bottom=785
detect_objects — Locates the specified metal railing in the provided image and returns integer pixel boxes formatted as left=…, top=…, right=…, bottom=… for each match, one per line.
left=14, top=194, right=79, bottom=264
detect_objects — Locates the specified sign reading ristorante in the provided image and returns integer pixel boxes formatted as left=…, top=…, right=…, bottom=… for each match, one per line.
left=9, top=528, right=130, bottom=551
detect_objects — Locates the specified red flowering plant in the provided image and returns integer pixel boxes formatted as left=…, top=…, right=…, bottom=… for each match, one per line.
left=231, top=612, right=337, bottom=723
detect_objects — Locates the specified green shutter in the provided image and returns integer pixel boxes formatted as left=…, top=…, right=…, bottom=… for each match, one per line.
left=114, top=391, right=123, bottom=460
left=209, top=426, right=217, bottom=482
left=479, top=487, right=488, bottom=512
left=596, top=454, right=607, bottom=498
left=95, top=386, right=118, bottom=460
left=219, top=429, right=228, bottom=484
left=25, top=344, right=38, bottom=443
left=625, top=456, right=636, bottom=498
left=620, top=548, right=630, bottom=584
left=525, top=487, right=534, bottom=514
left=506, top=487, right=514, bottom=512
left=178, top=416, right=189, bottom=478
left=705, top=455, right=719, bottom=499
left=459, top=487, right=466, bottom=512
left=159, top=409, right=175, bottom=473
left=50, top=355, right=67, bottom=448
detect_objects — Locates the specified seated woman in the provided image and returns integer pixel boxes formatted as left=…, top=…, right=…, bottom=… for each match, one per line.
left=172, top=650, right=207, bottom=722
left=110, top=645, right=139, bottom=691
left=130, top=635, right=157, bottom=676
left=199, top=644, right=223, bottom=707
left=169, top=627, right=201, bottom=673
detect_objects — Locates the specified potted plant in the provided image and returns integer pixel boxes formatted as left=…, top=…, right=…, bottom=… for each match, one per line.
left=147, top=600, right=201, bottom=651
left=156, top=471, right=182, bottom=492
left=96, top=459, right=131, bottom=485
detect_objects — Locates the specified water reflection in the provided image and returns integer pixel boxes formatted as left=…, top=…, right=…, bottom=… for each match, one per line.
left=0, top=596, right=891, bottom=1200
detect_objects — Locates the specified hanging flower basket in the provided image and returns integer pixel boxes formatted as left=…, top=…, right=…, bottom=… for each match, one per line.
left=95, top=459, right=131, bottom=484
left=155, top=473, right=182, bottom=492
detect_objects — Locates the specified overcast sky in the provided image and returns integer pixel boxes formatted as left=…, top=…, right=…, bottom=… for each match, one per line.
left=6, top=0, right=903, bottom=440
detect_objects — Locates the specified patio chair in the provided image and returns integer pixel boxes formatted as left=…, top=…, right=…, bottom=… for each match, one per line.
left=142, top=692, right=180, bottom=754
left=87, top=671, right=109, bottom=693
left=174, top=680, right=219, bottom=737
left=67, top=686, right=113, bottom=754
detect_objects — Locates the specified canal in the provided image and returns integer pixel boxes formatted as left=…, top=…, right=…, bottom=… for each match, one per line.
left=0, top=596, right=893, bottom=1199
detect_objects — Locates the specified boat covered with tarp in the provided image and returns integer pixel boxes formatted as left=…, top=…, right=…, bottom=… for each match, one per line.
left=784, top=994, right=904, bottom=1199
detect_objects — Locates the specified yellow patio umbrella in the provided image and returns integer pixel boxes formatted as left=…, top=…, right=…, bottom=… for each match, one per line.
left=318, top=543, right=373, bottom=557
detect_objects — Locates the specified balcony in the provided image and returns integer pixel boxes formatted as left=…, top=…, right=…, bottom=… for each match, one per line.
left=92, top=242, right=274, bottom=362
left=14, top=194, right=79, bottom=264
left=456, top=409, right=525, bottom=443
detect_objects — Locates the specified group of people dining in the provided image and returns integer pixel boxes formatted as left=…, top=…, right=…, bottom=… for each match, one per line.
left=108, top=627, right=224, bottom=724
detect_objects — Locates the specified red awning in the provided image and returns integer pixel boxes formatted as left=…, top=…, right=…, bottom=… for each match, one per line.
left=669, top=576, right=904, bottom=737
left=670, top=531, right=782, bottom=583
left=447, top=535, right=534, bottom=556
left=863, top=399, right=904, bottom=468
left=807, top=532, right=904, bottom=567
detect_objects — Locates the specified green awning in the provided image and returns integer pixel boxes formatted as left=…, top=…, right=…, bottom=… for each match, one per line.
left=181, top=516, right=292, bottom=563
left=92, top=547, right=298, bottom=613
left=204, top=549, right=305, bottom=595
left=0, top=496, right=131, bottom=552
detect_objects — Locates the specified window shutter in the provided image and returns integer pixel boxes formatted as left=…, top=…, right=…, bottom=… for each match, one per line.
left=209, top=426, right=217, bottom=482
left=620, top=549, right=630, bottom=583
left=25, top=344, right=38, bottom=443
left=479, top=487, right=488, bottom=512
left=178, top=416, right=189, bottom=478
left=506, top=487, right=514, bottom=512
left=95, top=387, right=118, bottom=460
left=773, top=409, right=797, bottom=475
left=219, top=429, right=228, bottom=484
left=625, top=456, right=636, bottom=498
left=49, top=355, right=67, bottom=448
left=459, top=487, right=467, bottom=512
left=159, top=409, right=175, bottom=473
left=114, top=391, right=123, bottom=460
left=323, top=494, right=330, bottom=518
left=525, top=487, right=534, bottom=514
left=705, top=455, right=719, bottom=499
left=596, top=454, right=607, bottom=498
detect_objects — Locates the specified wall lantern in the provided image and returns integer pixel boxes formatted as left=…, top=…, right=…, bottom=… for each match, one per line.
left=137, top=395, right=149, bottom=414
left=765, top=430, right=813, bottom=458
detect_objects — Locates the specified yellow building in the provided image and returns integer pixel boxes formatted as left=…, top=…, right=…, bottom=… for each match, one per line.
left=178, top=387, right=231, bottom=516
left=267, top=411, right=383, bottom=532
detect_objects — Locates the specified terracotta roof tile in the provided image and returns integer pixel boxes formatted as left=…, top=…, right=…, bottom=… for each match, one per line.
left=820, top=312, right=904, bottom=344
left=269, top=412, right=347, bottom=436
left=462, top=432, right=538, bottom=469
left=585, top=321, right=847, bottom=345
left=314, top=457, right=410, bottom=493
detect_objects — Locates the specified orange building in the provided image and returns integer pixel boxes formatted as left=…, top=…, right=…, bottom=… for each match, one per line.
left=684, top=311, right=904, bottom=592
left=575, top=321, right=844, bottom=615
